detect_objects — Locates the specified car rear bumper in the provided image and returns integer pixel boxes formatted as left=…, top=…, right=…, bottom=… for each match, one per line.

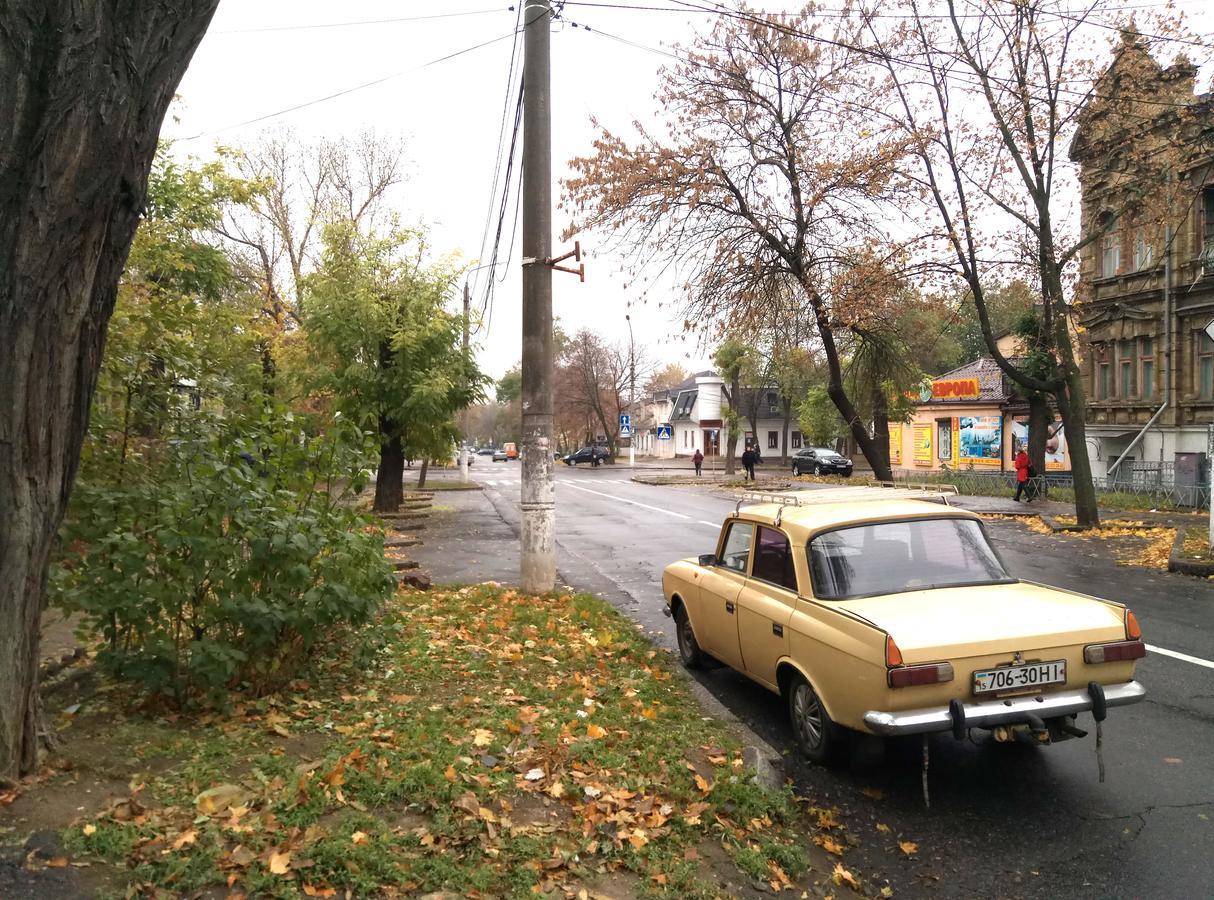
left=862, top=681, right=1145, bottom=736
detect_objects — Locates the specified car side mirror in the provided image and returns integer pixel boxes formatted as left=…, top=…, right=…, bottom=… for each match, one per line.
left=698, top=553, right=717, bottom=567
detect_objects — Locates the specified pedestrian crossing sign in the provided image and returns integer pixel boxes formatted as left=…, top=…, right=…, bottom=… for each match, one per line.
left=656, top=423, right=673, bottom=440
left=619, top=414, right=631, bottom=437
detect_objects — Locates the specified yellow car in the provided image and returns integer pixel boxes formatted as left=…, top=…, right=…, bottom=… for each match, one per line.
left=662, top=488, right=1145, bottom=764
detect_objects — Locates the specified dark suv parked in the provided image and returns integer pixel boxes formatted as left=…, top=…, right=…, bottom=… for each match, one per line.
left=791, top=447, right=853, bottom=476
left=564, top=445, right=611, bottom=466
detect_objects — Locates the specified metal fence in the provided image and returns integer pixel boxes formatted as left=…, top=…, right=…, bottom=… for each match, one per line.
left=889, top=467, right=1211, bottom=509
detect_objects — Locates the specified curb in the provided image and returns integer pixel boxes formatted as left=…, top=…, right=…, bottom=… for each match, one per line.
left=1167, top=525, right=1214, bottom=576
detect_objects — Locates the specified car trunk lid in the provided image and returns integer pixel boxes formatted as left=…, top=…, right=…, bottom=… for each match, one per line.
left=833, top=582, right=1125, bottom=662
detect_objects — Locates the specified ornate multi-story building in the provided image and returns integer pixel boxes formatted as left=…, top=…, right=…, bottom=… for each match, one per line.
left=1071, top=32, right=1214, bottom=481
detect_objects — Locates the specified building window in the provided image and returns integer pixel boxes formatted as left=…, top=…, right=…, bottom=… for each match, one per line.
left=1140, top=337, right=1154, bottom=401
left=1133, top=229, right=1153, bottom=271
left=1199, top=333, right=1214, bottom=400
left=1203, top=187, right=1214, bottom=275
left=1099, top=215, right=1120, bottom=278
left=765, top=391, right=779, bottom=412
left=767, top=430, right=778, bottom=449
left=791, top=431, right=802, bottom=449
left=1097, top=347, right=1113, bottom=400
left=1119, top=340, right=1135, bottom=398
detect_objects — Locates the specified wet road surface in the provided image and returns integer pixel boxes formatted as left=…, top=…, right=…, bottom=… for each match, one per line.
left=425, top=465, right=1214, bottom=898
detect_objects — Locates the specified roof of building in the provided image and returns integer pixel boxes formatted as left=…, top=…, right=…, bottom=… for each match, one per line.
left=924, top=357, right=1012, bottom=404
left=670, top=389, right=698, bottom=420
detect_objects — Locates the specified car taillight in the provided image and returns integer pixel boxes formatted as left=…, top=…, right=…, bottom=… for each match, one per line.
left=1125, top=609, right=1142, bottom=640
left=1083, top=640, right=1146, bottom=664
left=885, top=634, right=904, bottom=667
left=888, top=662, right=954, bottom=688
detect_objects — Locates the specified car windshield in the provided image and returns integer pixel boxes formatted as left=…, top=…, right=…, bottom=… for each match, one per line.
left=808, top=517, right=1013, bottom=600
left=812, top=448, right=840, bottom=457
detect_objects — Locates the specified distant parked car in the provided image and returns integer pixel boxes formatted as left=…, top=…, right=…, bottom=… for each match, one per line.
left=791, top=447, right=853, bottom=477
left=477, top=447, right=496, bottom=457
left=564, top=445, right=611, bottom=466
left=492, top=448, right=509, bottom=462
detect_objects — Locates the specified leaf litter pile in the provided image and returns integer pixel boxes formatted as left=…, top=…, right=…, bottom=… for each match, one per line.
left=982, top=514, right=1176, bottom=570
left=19, top=584, right=875, bottom=898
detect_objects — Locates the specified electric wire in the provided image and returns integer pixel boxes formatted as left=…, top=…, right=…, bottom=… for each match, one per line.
left=214, top=8, right=505, bottom=34
left=470, top=3, right=527, bottom=307
left=174, top=30, right=519, bottom=140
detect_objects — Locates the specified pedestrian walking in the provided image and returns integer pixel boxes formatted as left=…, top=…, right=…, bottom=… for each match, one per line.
left=741, top=446, right=757, bottom=481
left=692, top=448, right=704, bottom=477
left=1013, top=448, right=1030, bottom=501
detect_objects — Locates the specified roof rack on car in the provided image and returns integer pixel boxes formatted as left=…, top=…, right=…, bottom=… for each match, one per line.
left=734, top=482, right=958, bottom=517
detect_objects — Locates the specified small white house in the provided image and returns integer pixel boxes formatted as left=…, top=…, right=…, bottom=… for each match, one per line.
left=639, top=370, right=803, bottom=460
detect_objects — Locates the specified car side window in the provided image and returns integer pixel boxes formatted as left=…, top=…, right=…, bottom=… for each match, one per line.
left=751, top=526, right=798, bottom=593
left=718, top=522, right=754, bottom=574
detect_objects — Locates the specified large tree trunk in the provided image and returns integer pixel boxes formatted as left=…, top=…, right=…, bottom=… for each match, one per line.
left=1056, top=376, right=1100, bottom=528
left=870, top=384, right=891, bottom=478
left=374, top=434, right=405, bottom=512
left=0, top=1, right=220, bottom=782
left=1027, top=394, right=1049, bottom=480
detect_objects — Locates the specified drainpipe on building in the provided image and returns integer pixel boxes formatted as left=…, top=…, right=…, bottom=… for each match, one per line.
left=1108, top=210, right=1174, bottom=477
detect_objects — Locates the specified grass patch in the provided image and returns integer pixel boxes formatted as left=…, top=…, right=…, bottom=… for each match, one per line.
left=39, top=585, right=839, bottom=898
left=1180, top=526, right=1214, bottom=563
left=404, top=480, right=482, bottom=491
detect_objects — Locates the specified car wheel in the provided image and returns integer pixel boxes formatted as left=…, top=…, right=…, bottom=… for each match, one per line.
left=673, top=605, right=705, bottom=670
left=813, top=463, right=821, bottom=476
left=788, top=674, right=846, bottom=765
left=792, top=464, right=801, bottom=476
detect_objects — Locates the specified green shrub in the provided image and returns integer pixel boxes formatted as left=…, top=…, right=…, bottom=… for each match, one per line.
left=52, top=406, right=395, bottom=706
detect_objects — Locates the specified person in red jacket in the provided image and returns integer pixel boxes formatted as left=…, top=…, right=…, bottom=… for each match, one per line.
left=1013, top=448, right=1031, bottom=501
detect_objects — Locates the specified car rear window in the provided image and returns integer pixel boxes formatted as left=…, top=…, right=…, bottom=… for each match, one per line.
left=807, top=517, right=1013, bottom=600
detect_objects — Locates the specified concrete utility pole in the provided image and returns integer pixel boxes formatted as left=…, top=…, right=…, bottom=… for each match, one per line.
left=520, top=0, right=556, bottom=593
left=459, top=280, right=471, bottom=484
left=626, top=313, right=635, bottom=468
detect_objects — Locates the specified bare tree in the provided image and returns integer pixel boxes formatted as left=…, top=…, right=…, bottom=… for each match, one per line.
left=216, top=130, right=406, bottom=324
left=0, top=0, right=220, bottom=781
left=564, top=8, right=916, bottom=480
left=869, top=0, right=1200, bottom=525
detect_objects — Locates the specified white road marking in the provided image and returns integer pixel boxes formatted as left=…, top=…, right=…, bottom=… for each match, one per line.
left=698, top=520, right=721, bottom=529
left=561, top=482, right=691, bottom=519
left=1147, top=644, right=1214, bottom=670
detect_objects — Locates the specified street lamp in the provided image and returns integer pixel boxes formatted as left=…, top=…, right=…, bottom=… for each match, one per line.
left=626, top=313, right=636, bottom=468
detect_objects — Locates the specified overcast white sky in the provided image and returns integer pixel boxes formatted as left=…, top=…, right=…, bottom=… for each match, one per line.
left=165, top=1, right=1214, bottom=381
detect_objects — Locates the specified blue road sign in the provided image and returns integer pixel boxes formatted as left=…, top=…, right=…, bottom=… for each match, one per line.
left=619, top=413, right=631, bottom=437
left=656, top=423, right=673, bottom=440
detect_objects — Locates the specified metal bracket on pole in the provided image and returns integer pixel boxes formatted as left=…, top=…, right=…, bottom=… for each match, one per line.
left=544, top=240, right=586, bottom=282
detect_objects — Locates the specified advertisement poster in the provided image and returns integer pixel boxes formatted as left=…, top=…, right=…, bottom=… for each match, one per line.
left=889, top=424, right=902, bottom=466
left=958, top=416, right=1002, bottom=465
left=913, top=424, right=933, bottom=466
left=1011, top=417, right=1067, bottom=470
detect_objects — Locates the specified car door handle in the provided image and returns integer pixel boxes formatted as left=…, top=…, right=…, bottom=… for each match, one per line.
left=725, top=600, right=735, bottom=613
left=772, top=623, right=784, bottom=637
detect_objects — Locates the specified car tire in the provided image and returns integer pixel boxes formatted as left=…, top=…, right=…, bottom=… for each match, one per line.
left=813, top=463, right=821, bottom=476
left=788, top=674, right=846, bottom=765
left=792, top=464, right=801, bottom=476
left=673, top=605, right=705, bottom=670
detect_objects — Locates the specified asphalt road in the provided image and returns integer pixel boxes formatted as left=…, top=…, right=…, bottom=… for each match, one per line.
left=453, top=462, right=1214, bottom=899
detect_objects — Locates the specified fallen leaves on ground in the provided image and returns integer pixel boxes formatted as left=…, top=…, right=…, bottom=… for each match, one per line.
left=52, top=584, right=838, bottom=898
left=982, top=514, right=1177, bottom=570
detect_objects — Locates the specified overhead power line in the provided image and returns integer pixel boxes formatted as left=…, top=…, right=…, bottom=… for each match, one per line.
left=214, top=7, right=506, bottom=34
left=174, top=31, right=519, bottom=140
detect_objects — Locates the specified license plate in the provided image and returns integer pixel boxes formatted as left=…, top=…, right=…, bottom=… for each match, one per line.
left=972, top=660, right=1066, bottom=695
